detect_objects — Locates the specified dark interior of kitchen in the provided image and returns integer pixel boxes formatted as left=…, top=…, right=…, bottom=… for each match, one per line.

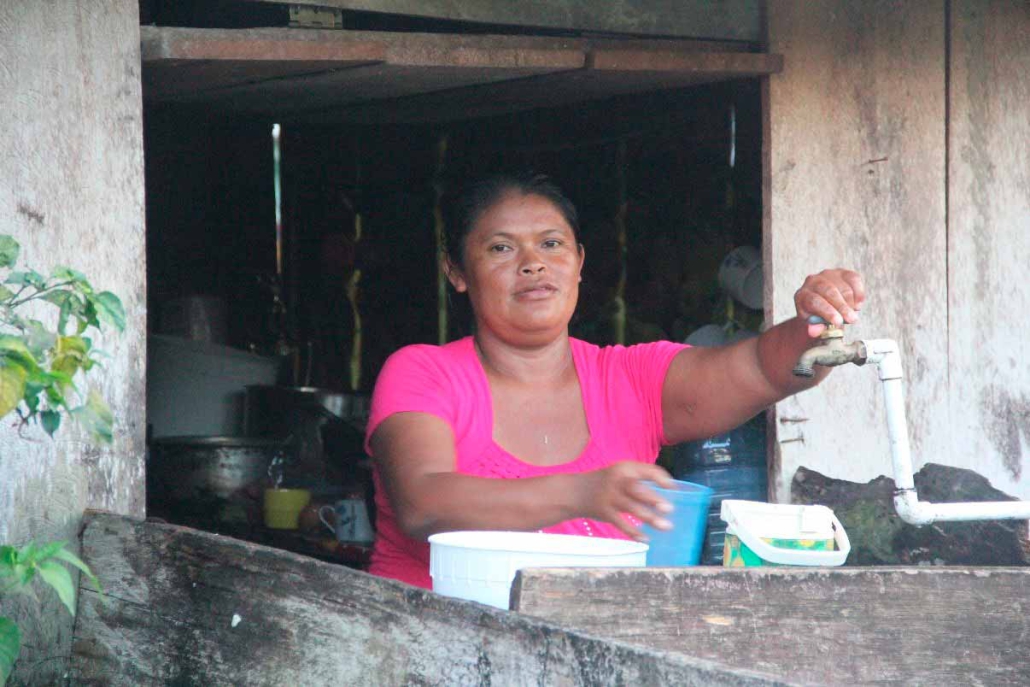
left=142, top=3, right=768, bottom=568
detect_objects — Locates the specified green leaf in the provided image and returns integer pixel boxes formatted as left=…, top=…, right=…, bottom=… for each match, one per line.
left=0, top=285, right=13, bottom=301
left=44, top=385, right=64, bottom=407
left=0, top=616, right=21, bottom=686
left=40, top=290, right=72, bottom=308
left=23, top=384, right=41, bottom=414
left=92, top=292, right=125, bottom=333
left=57, top=296, right=72, bottom=335
left=0, top=546, right=15, bottom=567
left=0, top=235, right=20, bottom=269
left=0, top=337, right=32, bottom=359
left=15, top=542, right=37, bottom=564
left=36, top=561, right=76, bottom=616
left=23, top=320, right=56, bottom=359
left=32, top=541, right=67, bottom=562
left=50, top=266, right=87, bottom=284
left=40, top=409, right=60, bottom=437
left=71, top=390, right=113, bottom=444
left=51, top=336, right=88, bottom=379
left=50, top=548, right=101, bottom=595
left=4, top=271, right=45, bottom=289
left=0, top=364, right=27, bottom=419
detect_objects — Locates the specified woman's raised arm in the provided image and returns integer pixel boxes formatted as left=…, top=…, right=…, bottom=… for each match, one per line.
left=661, top=268, right=866, bottom=444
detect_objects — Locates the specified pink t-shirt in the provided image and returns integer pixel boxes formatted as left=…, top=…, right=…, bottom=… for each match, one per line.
left=364, top=336, right=687, bottom=588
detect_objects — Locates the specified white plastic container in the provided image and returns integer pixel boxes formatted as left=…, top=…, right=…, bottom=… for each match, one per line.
left=429, top=531, right=648, bottom=609
left=720, top=500, right=851, bottom=566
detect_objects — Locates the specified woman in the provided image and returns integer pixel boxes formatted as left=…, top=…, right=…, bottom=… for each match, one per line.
left=365, top=172, right=864, bottom=588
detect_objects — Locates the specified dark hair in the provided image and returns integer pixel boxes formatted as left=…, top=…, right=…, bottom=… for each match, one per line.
left=443, top=171, right=580, bottom=268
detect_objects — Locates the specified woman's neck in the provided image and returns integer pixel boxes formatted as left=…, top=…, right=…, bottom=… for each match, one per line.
left=473, top=329, right=574, bottom=386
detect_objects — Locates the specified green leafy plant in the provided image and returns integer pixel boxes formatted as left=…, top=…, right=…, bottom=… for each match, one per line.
left=0, top=234, right=124, bottom=443
left=0, top=541, right=100, bottom=685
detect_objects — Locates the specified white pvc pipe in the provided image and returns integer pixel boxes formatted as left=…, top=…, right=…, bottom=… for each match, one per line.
left=863, top=339, right=1030, bottom=525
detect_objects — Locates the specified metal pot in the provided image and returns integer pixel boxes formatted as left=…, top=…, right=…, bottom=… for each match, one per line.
left=243, top=385, right=369, bottom=435
left=243, top=386, right=369, bottom=486
left=147, top=436, right=288, bottom=532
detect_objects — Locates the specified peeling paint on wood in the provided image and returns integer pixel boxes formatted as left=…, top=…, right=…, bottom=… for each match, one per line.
left=0, top=0, right=146, bottom=684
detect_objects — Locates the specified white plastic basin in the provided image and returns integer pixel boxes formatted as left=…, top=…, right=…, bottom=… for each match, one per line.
left=429, top=531, right=648, bottom=609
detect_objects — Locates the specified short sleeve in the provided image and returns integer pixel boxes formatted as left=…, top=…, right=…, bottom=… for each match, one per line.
left=619, top=341, right=689, bottom=448
left=363, top=345, right=456, bottom=455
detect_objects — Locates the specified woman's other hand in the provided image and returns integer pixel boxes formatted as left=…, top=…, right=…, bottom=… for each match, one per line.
left=794, top=269, right=866, bottom=337
left=577, top=462, right=677, bottom=541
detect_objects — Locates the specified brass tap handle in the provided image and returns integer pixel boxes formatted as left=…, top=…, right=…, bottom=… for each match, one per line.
left=807, top=315, right=843, bottom=339
left=793, top=315, right=865, bottom=377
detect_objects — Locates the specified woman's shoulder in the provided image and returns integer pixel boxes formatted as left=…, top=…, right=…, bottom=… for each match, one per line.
left=571, top=337, right=686, bottom=364
left=383, top=336, right=475, bottom=367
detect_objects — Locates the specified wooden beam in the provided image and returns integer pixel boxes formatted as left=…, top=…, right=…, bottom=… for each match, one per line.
left=311, top=49, right=781, bottom=124
left=141, top=27, right=388, bottom=98
left=70, top=512, right=787, bottom=685
left=512, top=566, right=1030, bottom=686
left=237, top=0, right=762, bottom=42
left=141, top=26, right=586, bottom=110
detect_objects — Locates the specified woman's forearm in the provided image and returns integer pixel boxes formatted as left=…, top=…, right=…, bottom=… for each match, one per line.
left=754, top=315, right=831, bottom=397
left=389, top=471, right=585, bottom=540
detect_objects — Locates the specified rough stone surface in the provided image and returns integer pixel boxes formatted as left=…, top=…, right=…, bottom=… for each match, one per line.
left=792, top=463, right=1030, bottom=565
left=0, top=2, right=146, bottom=685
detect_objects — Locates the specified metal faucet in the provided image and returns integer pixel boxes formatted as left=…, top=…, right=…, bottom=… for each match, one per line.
left=788, top=320, right=1030, bottom=525
left=792, top=316, right=868, bottom=377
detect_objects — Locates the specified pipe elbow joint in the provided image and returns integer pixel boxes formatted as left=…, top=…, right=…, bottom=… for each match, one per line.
left=894, top=489, right=933, bottom=526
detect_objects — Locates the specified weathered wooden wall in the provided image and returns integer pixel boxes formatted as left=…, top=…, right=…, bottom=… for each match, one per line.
left=767, top=0, right=1030, bottom=502
left=71, top=513, right=786, bottom=687
left=242, top=0, right=762, bottom=42
left=512, top=566, right=1030, bottom=686
left=766, top=1, right=954, bottom=501
left=946, top=0, right=1030, bottom=498
left=0, top=1, right=146, bottom=684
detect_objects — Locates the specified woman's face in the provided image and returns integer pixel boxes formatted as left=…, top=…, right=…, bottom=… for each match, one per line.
left=447, top=191, right=584, bottom=345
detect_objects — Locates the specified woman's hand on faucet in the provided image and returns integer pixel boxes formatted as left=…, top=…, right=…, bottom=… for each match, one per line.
left=794, top=269, right=866, bottom=338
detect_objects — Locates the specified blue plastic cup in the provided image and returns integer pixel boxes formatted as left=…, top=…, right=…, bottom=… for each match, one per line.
left=639, top=479, right=714, bottom=566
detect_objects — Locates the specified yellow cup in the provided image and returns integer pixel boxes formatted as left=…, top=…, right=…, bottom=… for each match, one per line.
left=263, top=488, right=312, bottom=530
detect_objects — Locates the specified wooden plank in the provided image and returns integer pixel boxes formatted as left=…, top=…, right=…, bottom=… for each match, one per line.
left=300, top=49, right=782, bottom=124
left=141, top=26, right=585, bottom=111
left=237, top=0, right=763, bottom=42
left=70, top=512, right=788, bottom=686
left=765, top=1, right=950, bottom=501
left=0, top=0, right=147, bottom=682
left=512, top=566, right=1030, bottom=686
left=947, top=1, right=1030, bottom=498
left=141, top=26, right=780, bottom=121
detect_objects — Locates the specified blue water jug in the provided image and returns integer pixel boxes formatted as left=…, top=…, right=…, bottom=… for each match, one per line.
left=671, top=414, right=768, bottom=565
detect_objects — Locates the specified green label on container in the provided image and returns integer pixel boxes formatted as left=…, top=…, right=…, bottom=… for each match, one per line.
left=723, top=534, right=835, bottom=567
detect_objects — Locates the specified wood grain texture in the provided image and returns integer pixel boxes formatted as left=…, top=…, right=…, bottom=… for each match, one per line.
left=0, top=1, right=146, bottom=683
left=947, top=0, right=1030, bottom=498
left=140, top=26, right=780, bottom=122
left=765, top=1, right=950, bottom=501
left=513, top=566, right=1030, bottom=686
left=235, top=0, right=763, bottom=42
left=70, top=512, right=787, bottom=686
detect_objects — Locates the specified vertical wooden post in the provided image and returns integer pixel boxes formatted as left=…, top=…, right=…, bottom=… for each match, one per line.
left=433, top=134, right=450, bottom=346
left=614, top=139, right=628, bottom=345
left=346, top=154, right=363, bottom=392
